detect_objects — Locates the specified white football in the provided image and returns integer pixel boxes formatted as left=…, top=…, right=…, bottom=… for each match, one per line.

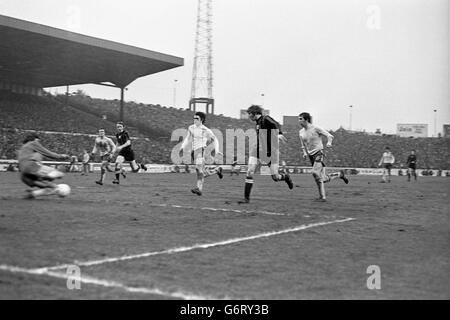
left=57, top=184, right=71, bottom=197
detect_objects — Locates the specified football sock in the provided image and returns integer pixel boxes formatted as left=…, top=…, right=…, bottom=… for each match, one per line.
left=197, top=178, right=204, bottom=191
left=317, top=181, right=326, bottom=199
left=100, top=168, right=106, bottom=183
left=244, top=176, right=254, bottom=200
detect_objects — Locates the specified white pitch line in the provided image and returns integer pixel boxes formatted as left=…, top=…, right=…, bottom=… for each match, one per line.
left=60, top=198, right=289, bottom=216
left=34, top=217, right=355, bottom=273
left=147, top=203, right=288, bottom=216
left=0, top=265, right=217, bottom=300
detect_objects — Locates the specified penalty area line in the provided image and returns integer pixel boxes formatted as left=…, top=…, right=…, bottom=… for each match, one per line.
left=0, top=265, right=218, bottom=300
left=35, top=217, right=355, bottom=272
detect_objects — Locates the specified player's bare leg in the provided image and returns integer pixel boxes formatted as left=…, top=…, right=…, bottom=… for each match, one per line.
left=191, top=160, right=205, bottom=196
left=269, top=163, right=293, bottom=189
left=203, top=166, right=223, bottom=179
left=313, top=177, right=326, bottom=201
left=130, top=160, right=147, bottom=173
left=322, top=170, right=349, bottom=184
left=130, top=160, right=139, bottom=173
left=113, top=156, right=125, bottom=184
left=312, top=162, right=327, bottom=201
left=191, top=169, right=204, bottom=196
left=95, top=168, right=105, bottom=186
left=96, top=162, right=109, bottom=185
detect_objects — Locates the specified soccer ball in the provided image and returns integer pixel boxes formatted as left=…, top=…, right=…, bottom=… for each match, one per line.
left=57, top=184, right=71, bottom=197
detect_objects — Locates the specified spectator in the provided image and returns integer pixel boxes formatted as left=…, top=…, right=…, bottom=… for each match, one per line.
left=6, top=163, right=17, bottom=172
left=69, top=155, right=79, bottom=172
left=81, top=149, right=90, bottom=175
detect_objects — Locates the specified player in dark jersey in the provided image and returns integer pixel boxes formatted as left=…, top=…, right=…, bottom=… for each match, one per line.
left=406, top=150, right=417, bottom=182
left=112, top=122, right=147, bottom=184
left=238, top=105, right=293, bottom=204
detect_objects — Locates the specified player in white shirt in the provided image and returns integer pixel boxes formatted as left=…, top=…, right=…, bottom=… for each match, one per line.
left=181, top=112, right=223, bottom=196
left=378, top=147, right=395, bottom=183
left=298, top=112, right=348, bottom=201
left=91, top=128, right=116, bottom=186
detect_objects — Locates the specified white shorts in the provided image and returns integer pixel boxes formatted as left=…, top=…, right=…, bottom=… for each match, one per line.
left=192, top=148, right=205, bottom=165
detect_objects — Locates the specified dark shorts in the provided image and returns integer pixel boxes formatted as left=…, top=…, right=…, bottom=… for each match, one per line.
left=308, top=150, right=325, bottom=167
left=119, top=148, right=135, bottom=162
left=408, top=164, right=416, bottom=170
left=384, top=163, right=393, bottom=170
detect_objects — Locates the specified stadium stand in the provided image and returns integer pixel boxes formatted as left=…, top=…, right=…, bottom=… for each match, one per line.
left=63, top=93, right=254, bottom=138
left=282, top=124, right=450, bottom=169
left=0, top=91, right=169, bottom=163
left=0, top=90, right=118, bottom=134
left=1, top=90, right=449, bottom=169
left=0, top=128, right=169, bottom=164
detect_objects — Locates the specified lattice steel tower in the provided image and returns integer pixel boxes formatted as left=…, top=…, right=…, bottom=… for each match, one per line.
left=189, top=0, right=214, bottom=114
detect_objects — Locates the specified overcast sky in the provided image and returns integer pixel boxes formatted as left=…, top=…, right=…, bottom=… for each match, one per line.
left=1, top=0, right=448, bottom=134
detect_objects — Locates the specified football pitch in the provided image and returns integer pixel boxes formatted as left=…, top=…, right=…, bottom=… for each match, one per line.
left=0, top=172, right=448, bottom=299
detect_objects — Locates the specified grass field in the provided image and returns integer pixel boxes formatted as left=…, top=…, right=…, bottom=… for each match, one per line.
left=0, top=171, right=448, bottom=299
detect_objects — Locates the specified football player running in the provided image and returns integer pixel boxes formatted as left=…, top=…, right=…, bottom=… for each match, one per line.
left=181, top=112, right=223, bottom=196
left=112, top=122, right=147, bottom=184
left=91, top=128, right=116, bottom=186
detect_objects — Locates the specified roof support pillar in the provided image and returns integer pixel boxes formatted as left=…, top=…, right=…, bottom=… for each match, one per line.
left=65, top=85, right=69, bottom=108
left=120, top=87, right=124, bottom=122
